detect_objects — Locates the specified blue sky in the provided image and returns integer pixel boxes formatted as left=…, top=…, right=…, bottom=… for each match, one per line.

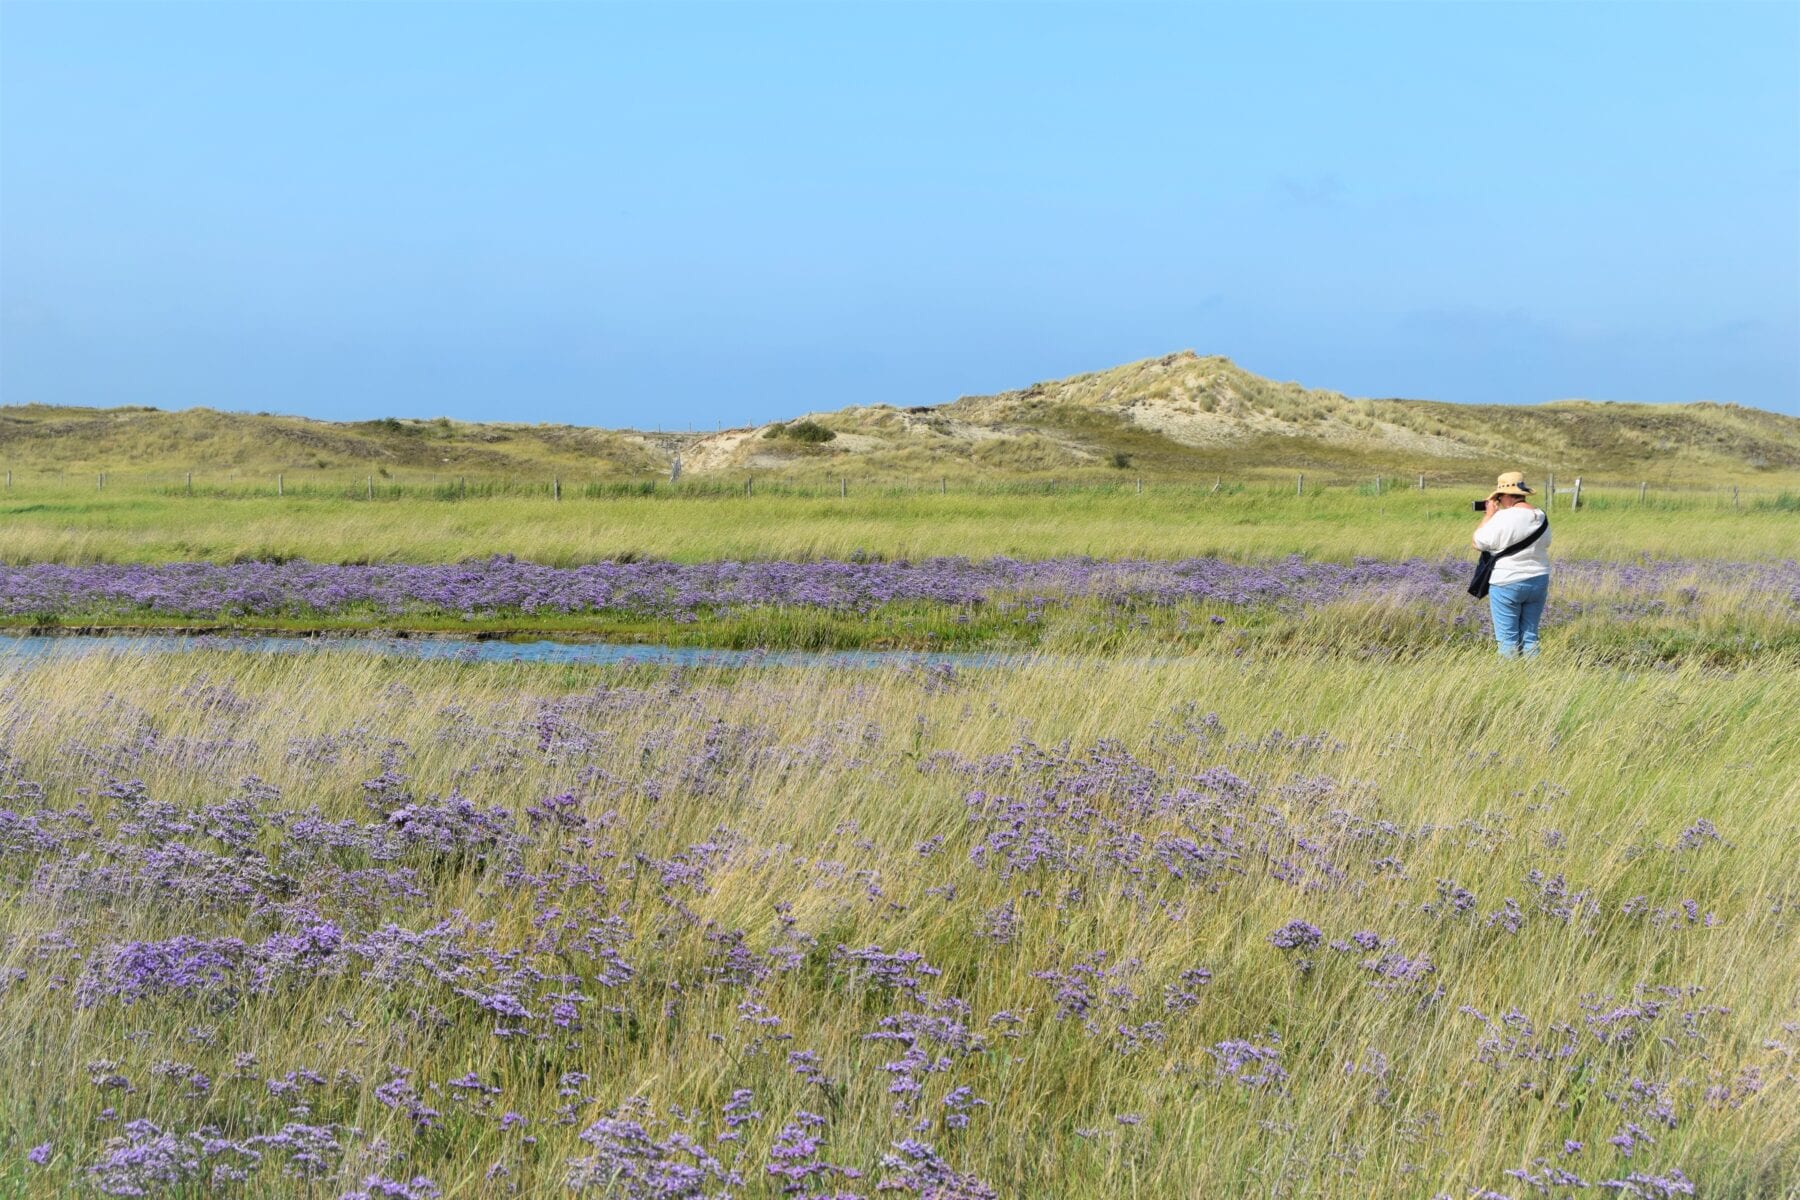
left=2, top=1, right=1796, bottom=424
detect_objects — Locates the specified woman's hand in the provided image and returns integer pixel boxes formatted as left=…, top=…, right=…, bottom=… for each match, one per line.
left=1484, top=496, right=1501, bottom=516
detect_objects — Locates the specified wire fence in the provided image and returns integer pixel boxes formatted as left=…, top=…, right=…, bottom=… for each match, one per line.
left=2, top=466, right=1796, bottom=510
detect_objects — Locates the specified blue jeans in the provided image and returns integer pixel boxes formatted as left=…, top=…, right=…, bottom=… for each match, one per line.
left=1489, top=574, right=1549, bottom=657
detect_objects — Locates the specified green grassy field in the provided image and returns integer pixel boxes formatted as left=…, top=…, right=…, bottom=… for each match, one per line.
left=2, top=645, right=1795, bottom=1197
left=2, top=480, right=1795, bottom=565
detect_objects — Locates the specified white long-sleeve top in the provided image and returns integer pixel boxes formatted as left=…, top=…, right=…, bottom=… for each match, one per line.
left=1473, top=506, right=1551, bottom=586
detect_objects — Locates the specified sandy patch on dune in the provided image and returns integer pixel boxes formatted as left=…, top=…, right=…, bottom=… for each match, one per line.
left=678, top=429, right=761, bottom=472
left=1124, top=397, right=1294, bottom=445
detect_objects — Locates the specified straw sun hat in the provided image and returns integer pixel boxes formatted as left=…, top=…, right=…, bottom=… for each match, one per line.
left=1492, top=471, right=1534, bottom=497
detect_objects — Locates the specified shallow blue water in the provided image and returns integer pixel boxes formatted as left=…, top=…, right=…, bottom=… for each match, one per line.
left=0, top=633, right=1017, bottom=670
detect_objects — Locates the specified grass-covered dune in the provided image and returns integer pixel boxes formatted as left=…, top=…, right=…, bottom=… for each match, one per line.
left=8, top=351, right=1799, bottom=487
left=1, top=646, right=1795, bottom=1197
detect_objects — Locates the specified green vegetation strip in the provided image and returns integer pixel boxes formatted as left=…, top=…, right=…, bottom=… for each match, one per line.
left=8, top=600, right=1797, bottom=668
left=2, top=486, right=1797, bottom=564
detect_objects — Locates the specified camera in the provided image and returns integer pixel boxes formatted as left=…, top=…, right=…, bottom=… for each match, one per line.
left=1470, top=499, right=1491, bottom=512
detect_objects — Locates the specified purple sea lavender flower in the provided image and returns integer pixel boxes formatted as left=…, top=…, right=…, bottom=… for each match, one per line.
left=1597, top=1168, right=1695, bottom=1197
left=1485, top=898, right=1527, bottom=934
left=457, top=987, right=534, bottom=1022
left=340, top=1176, right=442, bottom=1200
left=1267, top=919, right=1322, bottom=951
left=28, top=1142, right=52, bottom=1165
left=765, top=1111, right=863, bottom=1191
left=831, top=944, right=942, bottom=995
left=788, top=1049, right=839, bottom=1093
left=247, top=1123, right=349, bottom=1179
left=1208, top=1037, right=1288, bottom=1090
left=1425, top=878, right=1478, bottom=917
left=941, top=1086, right=989, bottom=1129
left=1030, top=950, right=1143, bottom=1022
left=877, top=1138, right=997, bottom=1200
left=976, top=900, right=1019, bottom=945
left=86, top=1121, right=201, bottom=1195
left=250, top=920, right=345, bottom=992
left=525, top=791, right=585, bottom=829
left=76, top=935, right=248, bottom=1008
left=448, top=1071, right=500, bottom=1096
left=1673, top=820, right=1721, bottom=850
left=1608, top=1123, right=1655, bottom=1158
left=9, top=553, right=1790, bottom=626
left=1163, top=966, right=1213, bottom=1013
left=1507, top=1161, right=1589, bottom=1190
left=567, top=1111, right=740, bottom=1196
left=1362, top=950, right=1436, bottom=989
left=1113, top=1020, right=1168, bottom=1056
left=372, top=1071, right=441, bottom=1130
left=718, top=1089, right=762, bottom=1144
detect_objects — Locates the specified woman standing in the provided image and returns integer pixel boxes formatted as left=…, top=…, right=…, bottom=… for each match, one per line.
left=1472, top=471, right=1551, bottom=657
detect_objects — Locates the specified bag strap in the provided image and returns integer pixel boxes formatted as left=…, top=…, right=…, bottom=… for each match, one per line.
left=1492, top=514, right=1549, bottom=560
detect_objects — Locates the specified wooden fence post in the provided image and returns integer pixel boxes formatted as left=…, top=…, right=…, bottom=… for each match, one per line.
left=1571, top=477, right=1582, bottom=511
left=553, top=476, right=561, bottom=501
left=460, top=476, right=467, bottom=498
left=1546, top=474, right=1554, bottom=511
left=941, top=477, right=947, bottom=495
left=277, top=473, right=283, bottom=497
left=840, top=477, right=847, bottom=498
left=1136, top=476, right=1142, bottom=494
left=4, top=470, right=9, bottom=490
left=746, top=477, right=753, bottom=498
left=366, top=476, right=373, bottom=500
left=186, top=471, right=193, bottom=494
left=1296, top=474, right=1304, bottom=496
left=1375, top=475, right=1381, bottom=495
left=1639, top=481, right=1647, bottom=503
left=98, top=472, right=105, bottom=491
left=1417, top=473, right=1424, bottom=491
left=1733, top=486, right=1739, bottom=510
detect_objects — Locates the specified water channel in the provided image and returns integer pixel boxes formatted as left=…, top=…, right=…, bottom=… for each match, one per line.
left=0, top=633, right=1019, bottom=670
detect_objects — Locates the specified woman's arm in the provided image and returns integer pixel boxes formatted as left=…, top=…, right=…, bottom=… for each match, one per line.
left=1474, top=503, right=1540, bottom=552
left=1471, top=497, right=1502, bottom=550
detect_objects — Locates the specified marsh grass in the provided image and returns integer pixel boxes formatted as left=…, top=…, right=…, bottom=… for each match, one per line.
left=1, top=645, right=1795, bottom=1197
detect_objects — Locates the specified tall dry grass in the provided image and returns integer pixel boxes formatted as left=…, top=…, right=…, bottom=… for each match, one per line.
left=2, top=644, right=1795, bottom=1196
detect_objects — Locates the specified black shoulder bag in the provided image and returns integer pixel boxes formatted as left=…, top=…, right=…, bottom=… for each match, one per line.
left=1468, top=515, right=1548, bottom=599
